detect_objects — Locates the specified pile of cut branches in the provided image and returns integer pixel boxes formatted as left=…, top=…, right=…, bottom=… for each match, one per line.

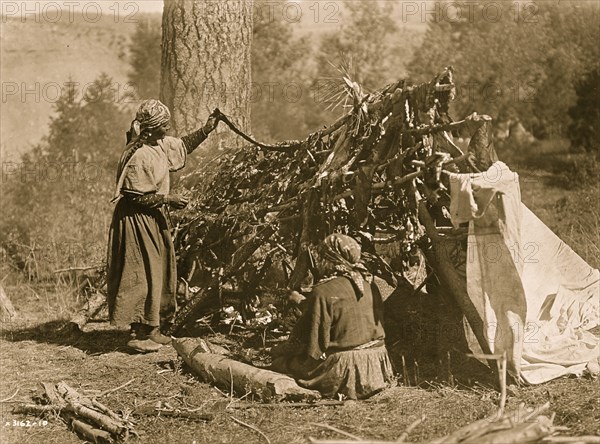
left=170, top=67, right=497, bottom=335
left=13, top=382, right=136, bottom=443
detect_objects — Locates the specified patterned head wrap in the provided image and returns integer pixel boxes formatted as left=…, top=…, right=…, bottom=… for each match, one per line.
left=314, top=233, right=372, bottom=299
left=130, top=99, right=171, bottom=138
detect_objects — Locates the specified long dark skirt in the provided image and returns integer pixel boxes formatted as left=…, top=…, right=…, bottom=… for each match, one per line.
left=271, top=345, right=394, bottom=400
left=106, top=199, right=176, bottom=328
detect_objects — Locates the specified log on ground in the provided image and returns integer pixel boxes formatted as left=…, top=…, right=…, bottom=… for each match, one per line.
left=70, top=291, right=106, bottom=330
left=0, top=285, right=17, bottom=320
left=173, top=337, right=320, bottom=402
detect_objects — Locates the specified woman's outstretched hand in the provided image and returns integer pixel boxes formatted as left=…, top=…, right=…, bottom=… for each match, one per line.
left=166, top=194, right=189, bottom=210
left=203, top=109, right=221, bottom=135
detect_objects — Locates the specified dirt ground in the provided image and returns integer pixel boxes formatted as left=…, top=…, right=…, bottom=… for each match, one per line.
left=1, top=311, right=598, bottom=444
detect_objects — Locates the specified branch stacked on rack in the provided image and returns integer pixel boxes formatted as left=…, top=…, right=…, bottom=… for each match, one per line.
left=169, top=67, right=495, bottom=334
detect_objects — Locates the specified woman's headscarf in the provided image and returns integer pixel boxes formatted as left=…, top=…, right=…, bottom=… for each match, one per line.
left=119, top=99, right=172, bottom=190
left=128, top=99, right=171, bottom=141
left=313, top=233, right=372, bottom=299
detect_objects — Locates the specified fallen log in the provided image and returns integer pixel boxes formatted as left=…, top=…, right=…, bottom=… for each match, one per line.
left=0, top=285, right=17, bottom=320
left=173, top=337, right=321, bottom=402
left=184, top=338, right=231, bottom=355
left=69, top=291, right=106, bottom=330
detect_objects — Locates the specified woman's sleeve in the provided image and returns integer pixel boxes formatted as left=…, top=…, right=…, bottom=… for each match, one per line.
left=303, top=289, right=332, bottom=361
left=123, top=192, right=167, bottom=209
left=160, top=136, right=187, bottom=172
left=181, top=127, right=209, bottom=154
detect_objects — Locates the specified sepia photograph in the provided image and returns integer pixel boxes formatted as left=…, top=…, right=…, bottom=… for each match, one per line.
left=1, top=0, right=598, bottom=442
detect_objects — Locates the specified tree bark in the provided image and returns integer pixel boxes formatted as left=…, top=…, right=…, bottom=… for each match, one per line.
left=161, top=0, right=252, bottom=154
left=173, top=337, right=321, bottom=401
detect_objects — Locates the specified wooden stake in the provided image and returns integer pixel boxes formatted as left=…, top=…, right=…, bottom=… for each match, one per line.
left=499, top=351, right=507, bottom=417
left=98, top=378, right=135, bottom=398
left=447, top=352, right=454, bottom=387
left=0, top=388, right=19, bottom=403
left=413, top=360, right=420, bottom=386
left=401, top=355, right=409, bottom=386
left=542, top=437, right=600, bottom=443
left=56, top=382, right=128, bottom=438
left=91, top=399, right=123, bottom=423
left=309, top=439, right=414, bottom=444
left=133, top=406, right=213, bottom=422
left=12, top=404, right=62, bottom=415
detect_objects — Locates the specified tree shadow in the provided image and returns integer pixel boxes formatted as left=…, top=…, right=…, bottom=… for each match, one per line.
left=1, top=320, right=139, bottom=355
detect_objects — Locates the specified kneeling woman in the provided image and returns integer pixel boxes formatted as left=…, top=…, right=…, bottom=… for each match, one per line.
left=271, top=234, right=394, bottom=399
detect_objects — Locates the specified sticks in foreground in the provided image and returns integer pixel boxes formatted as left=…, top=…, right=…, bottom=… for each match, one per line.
left=306, top=401, right=592, bottom=444
left=231, top=415, right=271, bottom=444
left=13, top=381, right=136, bottom=443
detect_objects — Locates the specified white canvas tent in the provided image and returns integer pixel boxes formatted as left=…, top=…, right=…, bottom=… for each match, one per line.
left=449, top=162, right=599, bottom=384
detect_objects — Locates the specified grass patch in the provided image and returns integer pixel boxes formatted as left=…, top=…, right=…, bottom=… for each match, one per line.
left=500, top=138, right=599, bottom=190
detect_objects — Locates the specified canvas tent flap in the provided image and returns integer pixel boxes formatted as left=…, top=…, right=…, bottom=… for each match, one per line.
left=518, top=205, right=599, bottom=384
left=448, top=161, right=527, bottom=377
left=449, top=162, right=600, bottom=384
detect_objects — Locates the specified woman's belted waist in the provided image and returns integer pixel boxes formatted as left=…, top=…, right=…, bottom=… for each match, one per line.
left=325, top=339, right=386, bottom=357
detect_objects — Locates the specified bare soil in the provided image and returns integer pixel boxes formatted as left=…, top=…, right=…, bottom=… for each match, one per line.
left=1, top=310, right=598, bottom=444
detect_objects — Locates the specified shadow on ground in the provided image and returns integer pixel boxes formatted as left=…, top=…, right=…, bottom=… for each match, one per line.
left=384, top=279, right=496, bottom=388
left=0, top=320, right=136, bottom=355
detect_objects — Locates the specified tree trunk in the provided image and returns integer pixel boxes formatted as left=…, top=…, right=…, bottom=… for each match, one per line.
left=160, top=0, right=252, bottom=154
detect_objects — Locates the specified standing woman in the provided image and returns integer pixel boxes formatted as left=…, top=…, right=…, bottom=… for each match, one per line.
left=107, top=99, right=218, bottom=353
